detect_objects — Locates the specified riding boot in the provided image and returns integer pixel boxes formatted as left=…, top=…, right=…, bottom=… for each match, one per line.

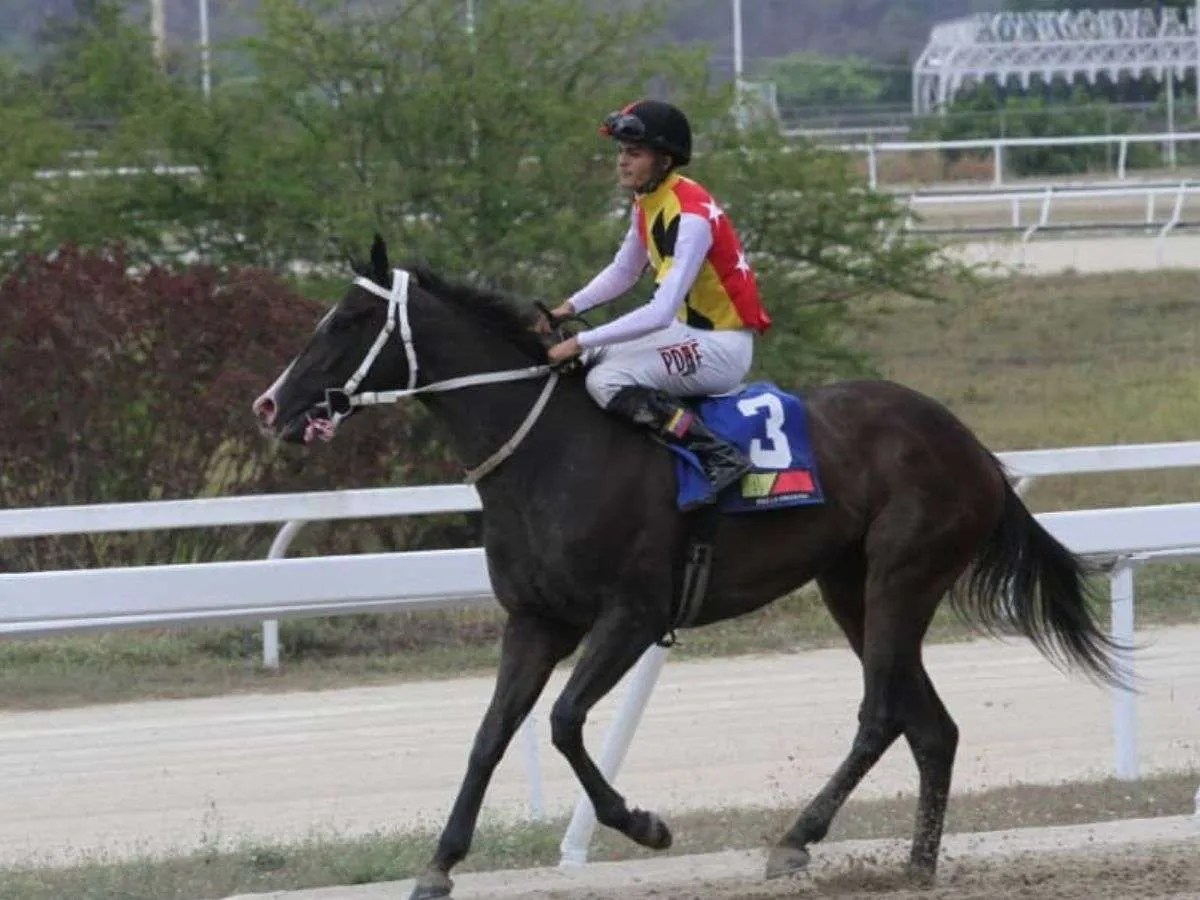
left=607, top=386, right=752, bottom=502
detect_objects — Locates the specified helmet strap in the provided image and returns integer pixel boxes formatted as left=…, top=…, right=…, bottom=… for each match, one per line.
left=635, top=154, right=676, bottom=196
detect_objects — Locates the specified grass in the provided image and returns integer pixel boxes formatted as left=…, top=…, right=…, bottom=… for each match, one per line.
left=1, top=771, right=1193, bottom=900
left=2, top=269, right=1199, bottom=710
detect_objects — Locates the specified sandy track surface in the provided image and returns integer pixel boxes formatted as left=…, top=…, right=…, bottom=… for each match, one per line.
left=227, top=816, right=1200, bottom=900
left=0, top=626, right=1196, bottom=867
left=953, top=233, right=1200, bottom=275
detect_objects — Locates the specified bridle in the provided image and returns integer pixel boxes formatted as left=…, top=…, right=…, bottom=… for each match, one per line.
left=322, top=268, right=559, bottom=483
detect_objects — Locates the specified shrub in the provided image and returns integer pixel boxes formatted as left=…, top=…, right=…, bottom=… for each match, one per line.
left=0, top=246, right=474, bottom=571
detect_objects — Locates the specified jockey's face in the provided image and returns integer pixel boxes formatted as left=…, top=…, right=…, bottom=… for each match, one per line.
left=617, top=143, right=669, bottom=193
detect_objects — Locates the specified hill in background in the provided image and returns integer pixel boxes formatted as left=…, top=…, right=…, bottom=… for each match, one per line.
left=0, top=0, right=1002, bottom=69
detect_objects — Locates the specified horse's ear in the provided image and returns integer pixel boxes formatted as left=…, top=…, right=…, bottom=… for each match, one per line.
left=370, top=233, right=389, bottom=284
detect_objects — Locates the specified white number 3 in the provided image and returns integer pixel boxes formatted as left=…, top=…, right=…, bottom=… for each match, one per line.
left=736, top=393, right=792, bottom=468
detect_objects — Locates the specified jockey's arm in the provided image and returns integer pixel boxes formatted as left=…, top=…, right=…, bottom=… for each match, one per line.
left=557, top=217, right=647, bottom=318
left=576, top=213, right=712, bottom=351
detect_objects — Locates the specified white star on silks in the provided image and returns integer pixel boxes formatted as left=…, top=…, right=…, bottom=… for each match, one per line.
left=735, top=250, right=752, bottom=277
left=703, top=200, right=724, bottom=223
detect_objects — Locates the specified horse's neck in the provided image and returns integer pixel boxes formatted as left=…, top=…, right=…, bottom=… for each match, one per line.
left=407, top=299, right=647, bottom=504
left=423, top=375, right=605, bottom=481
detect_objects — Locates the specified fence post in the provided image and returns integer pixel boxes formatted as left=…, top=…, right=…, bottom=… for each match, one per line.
left=262, top=520, right=308, bottom=670
left=1110, top=559, right=1138, bottom=781
left=1118, top=139, right=1129, bottom=180
left=558, top=644, right=670, bottom=866
left=993, top=141, right=1004, bottom=188
left=867, top=144, right=878, bottom=190
left=521, top=711, right=546, bottom=820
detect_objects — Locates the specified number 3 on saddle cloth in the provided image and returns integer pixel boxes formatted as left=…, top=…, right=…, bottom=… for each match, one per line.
left=668, top=382, right=825, bottom=513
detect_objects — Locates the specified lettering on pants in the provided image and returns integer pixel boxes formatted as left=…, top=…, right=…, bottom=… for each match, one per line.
left=658, top=339, right=704, bottom=377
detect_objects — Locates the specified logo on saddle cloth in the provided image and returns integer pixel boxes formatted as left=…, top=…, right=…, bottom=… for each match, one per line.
left=740, top=469, right=817, bottom=502
left=669, top=382, right=825, bottom=513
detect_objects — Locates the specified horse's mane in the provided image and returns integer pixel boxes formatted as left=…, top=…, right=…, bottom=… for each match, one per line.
left=410, top=266, right=549, bottom=363
left=349, top=245, right=550, bottom=362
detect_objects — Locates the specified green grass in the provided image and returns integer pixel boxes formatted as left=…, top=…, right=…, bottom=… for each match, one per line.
left=2, top=771, right=1193, bottom=900
left=2, top=269, right=1198, bottom=710
left=856, top=269, right=1200, bottom=511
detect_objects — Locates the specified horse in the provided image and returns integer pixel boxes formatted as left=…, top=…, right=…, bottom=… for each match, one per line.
left=252, top=235, right=1119, bottom=900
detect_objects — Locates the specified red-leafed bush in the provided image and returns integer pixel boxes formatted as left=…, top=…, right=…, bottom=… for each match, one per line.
left=0, top=246, right=471, bottom=570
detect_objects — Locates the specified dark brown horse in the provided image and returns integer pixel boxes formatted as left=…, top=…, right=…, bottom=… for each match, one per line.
left=253, top=237, right=1119, bottom=899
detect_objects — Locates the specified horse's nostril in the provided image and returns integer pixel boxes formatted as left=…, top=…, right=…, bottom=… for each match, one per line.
left=254, top=395, right=277, bottom=427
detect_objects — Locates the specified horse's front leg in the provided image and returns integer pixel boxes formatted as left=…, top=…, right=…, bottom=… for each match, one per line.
left=411, top=614, right=582, bottom=900
left=548, top=603, right=673, bottom=851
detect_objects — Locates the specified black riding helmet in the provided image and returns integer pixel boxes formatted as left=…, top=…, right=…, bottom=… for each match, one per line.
left=600, top=100, right=692, bottom=167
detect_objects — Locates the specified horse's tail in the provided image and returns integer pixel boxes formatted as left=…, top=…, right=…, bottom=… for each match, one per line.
left=951, top=472, right=1126, bottom=688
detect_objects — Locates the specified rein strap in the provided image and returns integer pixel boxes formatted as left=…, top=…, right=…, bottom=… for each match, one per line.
left=339, top=269, right=558, bottom=483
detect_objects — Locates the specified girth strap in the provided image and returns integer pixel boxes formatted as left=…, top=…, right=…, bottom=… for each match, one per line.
left=658, top=507, right=719, bottom=647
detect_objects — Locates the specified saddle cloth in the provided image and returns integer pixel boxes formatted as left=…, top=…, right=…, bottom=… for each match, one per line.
left=668, top=382, right=825, bottom=513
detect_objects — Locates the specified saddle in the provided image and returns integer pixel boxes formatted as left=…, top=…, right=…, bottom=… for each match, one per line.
left=662, top=382, right=825, bottom=644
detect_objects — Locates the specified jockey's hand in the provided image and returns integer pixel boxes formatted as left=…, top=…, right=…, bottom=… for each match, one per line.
left=534, top=301, right=575, bottom=336
left=547, top=336, right=582, bottom=365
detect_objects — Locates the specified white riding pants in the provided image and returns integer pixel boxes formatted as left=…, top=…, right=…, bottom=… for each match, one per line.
left=583, top=320, right=754, bottom=408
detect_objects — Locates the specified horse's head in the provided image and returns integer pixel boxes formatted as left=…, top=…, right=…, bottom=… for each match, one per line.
left=253, top=234, right=411, bottom=444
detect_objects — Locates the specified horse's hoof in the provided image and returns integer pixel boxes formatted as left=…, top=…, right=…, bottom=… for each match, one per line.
left=904, top=860, right=937, bottom=886
left=409, top=870, right=453, bottom=900
left=764, top=844, right=810, bottom=880
left=628, top=808, right=673, bottom=850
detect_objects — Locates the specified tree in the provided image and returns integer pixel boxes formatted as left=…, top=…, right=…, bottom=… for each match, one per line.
left=761, top=52, right=887, bottom=111
left=2, top=0, right=973, bottom=390
left=696, top=127, right=967, bottom=387
left=0, top=60, right=73, bottom=246
left=33, top=0, right=164, bottom=123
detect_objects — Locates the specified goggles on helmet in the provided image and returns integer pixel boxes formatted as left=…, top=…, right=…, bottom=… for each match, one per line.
left=600, top=111, right=646, bottom=142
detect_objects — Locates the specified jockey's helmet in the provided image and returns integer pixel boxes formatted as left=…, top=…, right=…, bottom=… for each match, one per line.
left=600, top=100, right=692, bottom=167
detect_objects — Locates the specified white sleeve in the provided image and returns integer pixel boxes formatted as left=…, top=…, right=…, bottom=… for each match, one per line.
left=567, top=215, right=647, bottom=314
left=577, top=213, right=712, bottom=350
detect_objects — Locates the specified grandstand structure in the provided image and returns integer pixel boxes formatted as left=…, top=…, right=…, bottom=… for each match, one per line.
left=913, top=7, right=1200, bottom=115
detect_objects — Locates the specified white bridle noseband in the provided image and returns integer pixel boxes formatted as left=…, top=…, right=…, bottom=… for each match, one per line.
left=322, top=268, right=558, bottom=483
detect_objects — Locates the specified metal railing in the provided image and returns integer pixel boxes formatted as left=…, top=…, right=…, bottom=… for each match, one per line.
left=904, top=181, right=1200, bottom=264
left=3, top=441, right=1200, bottom=860
left=835, top=131, right=1200, bottom=190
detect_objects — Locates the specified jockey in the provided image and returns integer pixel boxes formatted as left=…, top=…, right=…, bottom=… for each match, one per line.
left=546, top=99, right=772, bottom=503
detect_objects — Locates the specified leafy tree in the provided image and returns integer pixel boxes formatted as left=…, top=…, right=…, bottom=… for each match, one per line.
left=761, top=52, right=887, bottom=111
left=33, top=0, right=163, bottom=123
left=2, top=0, right=974, bottom=392
left=0, top=60, right=73, bottom=247
left=697, top=127, right=966, bottom=387
left=919, top=82, right=1160, bottom=175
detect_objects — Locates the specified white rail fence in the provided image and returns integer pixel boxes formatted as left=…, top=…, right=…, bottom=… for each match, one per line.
left=2, top=442, right=1199, bottom=861
left=0, top=484, right=483, bottom=666
left=838, top=131, right=1200, bottom=190
left=32, top=132, right=1199, bottom=193
left=905, top=181, right=1200, bottom=264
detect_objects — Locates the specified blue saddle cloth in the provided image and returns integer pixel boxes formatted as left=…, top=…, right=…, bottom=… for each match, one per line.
left=669, top=382, right=825, bottom=513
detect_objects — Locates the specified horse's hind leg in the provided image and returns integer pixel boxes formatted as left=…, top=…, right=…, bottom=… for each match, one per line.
left=765, top=557, right=902, bottom=879
left=411, top=614, right=582, bottom=900
left=548, top=604, right=672, bottom=851
left=768, top=555, right=963, bottom=882
left=904, top=667, right=958, bottom=878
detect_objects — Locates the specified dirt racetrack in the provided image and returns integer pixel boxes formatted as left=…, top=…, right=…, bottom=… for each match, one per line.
left=227, top=815, right=1200, bottom=899
left=0, top=625, right=1195, bottom=868
left=954, top=232, right=1200, bottom=275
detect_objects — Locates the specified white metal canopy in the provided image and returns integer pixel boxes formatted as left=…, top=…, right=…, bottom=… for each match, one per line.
left=914, top=8, right=1200, bottom=114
